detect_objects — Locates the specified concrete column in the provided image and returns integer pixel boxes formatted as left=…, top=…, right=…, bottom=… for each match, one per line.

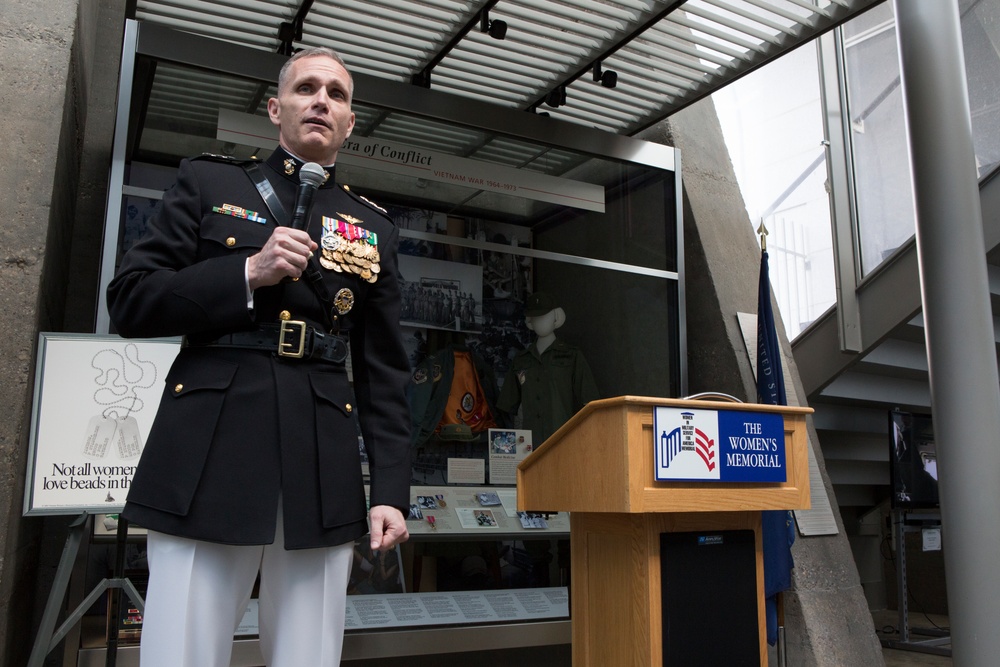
left=0, top=1, right=82, bottom=664
left=893, top=1, right=1000, bottom=664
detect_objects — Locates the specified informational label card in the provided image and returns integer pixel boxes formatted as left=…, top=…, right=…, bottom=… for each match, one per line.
left=653, top=406, right=787, bottom=482
left=447, top=458, right=486, bottom=484
left=344, top=587, right=569, bottom=630
left=236, top=601, right=259, bottom=636
left=24, top=334, right=182, bottom=515
left=238, top=588, right=569, bottom=635
left=922, top=527, right=942, bottom=552
left=487, top=428, right=533, bottom=485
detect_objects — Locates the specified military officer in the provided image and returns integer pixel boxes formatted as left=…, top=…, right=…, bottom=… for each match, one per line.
left=107, top=47, right=410, bottom=666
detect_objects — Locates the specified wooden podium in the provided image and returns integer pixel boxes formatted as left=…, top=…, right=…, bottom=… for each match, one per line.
left=517, top=396, right=812, bottom=666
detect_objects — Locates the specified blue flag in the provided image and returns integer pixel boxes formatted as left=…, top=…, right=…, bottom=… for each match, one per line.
left=757, top=249, right=794, bottom=645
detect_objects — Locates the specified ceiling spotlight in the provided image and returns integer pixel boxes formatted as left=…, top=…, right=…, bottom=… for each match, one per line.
left=411, top=70, right=432, bottom=88
left=593, top=61, right=618, bottom=89
left=480, top=10, right=508, bottom=40
left=545, top=86, right=567, bottom=108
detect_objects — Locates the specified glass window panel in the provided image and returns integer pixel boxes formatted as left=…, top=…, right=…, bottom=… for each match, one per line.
left=842, top=3, right=914, bottom=277
left=961, top=0, right=1000, bottom=177
left=843, top=0, right=1000, bottom=277
left=712, top=43, right=834, bottom=338
left=122, top=58, right=681, bottom=403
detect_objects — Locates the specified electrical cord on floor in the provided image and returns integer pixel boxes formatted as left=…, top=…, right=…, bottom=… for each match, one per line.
left=880, top=528, right=951, bottom=633
left=906, top=585, right=950, bottom=632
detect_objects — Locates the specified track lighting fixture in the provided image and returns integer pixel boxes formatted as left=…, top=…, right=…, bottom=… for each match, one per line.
left=480, top=9, right=507, bottom=40
left=593, top=61, right=618, bottom=89
left=411, top=70, right=432, bottom=88
left=545, top=86, right=567, bottom=108
left=278, top=20, right=302, bottom=56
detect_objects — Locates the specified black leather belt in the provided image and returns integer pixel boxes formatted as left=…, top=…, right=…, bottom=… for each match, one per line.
left=195, top=322, right=348, bottom=364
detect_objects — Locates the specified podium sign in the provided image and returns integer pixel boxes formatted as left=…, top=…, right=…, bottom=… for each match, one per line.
left=653, top=406, right=786, bottom=482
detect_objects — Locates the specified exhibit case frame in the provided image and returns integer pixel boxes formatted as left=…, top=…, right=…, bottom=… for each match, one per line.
left=69, top=18, right=685, bottom=665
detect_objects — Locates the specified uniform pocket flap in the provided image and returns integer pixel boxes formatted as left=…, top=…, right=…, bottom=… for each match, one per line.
left=200, top=216, right=272, bottom=250
left=166, top=354, right=238, bottom=396
left=309, top=371, right=352, bottom=416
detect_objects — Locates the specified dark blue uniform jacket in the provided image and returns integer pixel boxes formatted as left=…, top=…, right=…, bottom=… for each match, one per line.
left=107, top=146, right=411, bottom=549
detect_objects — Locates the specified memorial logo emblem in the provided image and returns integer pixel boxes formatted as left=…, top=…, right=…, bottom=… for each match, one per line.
left=656, top=409, right=721, bottom=480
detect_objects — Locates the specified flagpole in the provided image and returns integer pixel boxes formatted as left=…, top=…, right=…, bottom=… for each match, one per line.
left=756, top=221, right=793, bottom=656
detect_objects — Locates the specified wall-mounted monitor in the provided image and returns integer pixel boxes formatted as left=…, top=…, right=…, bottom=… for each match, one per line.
left=889, top=409, right=939, bottom=510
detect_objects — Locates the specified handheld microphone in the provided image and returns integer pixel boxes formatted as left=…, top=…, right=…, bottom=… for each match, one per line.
left=290, top=162, right=326, bottom=230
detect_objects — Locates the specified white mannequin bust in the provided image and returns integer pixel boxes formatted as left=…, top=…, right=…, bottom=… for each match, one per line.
left=525, top=307, right=566, bottom=355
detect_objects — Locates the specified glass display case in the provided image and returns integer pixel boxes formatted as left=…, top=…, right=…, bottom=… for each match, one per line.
left=75, top=20, right=683, bottom=664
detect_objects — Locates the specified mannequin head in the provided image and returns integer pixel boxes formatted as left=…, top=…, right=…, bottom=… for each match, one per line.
left=525, top=308, right=566, bottom=338
left=524, top=293, right=565, bottom=353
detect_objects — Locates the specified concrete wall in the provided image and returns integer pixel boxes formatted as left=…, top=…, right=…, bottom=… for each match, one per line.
left=0, top=1, right=124, bottom=664
left=0, top=1, right=81, bottom=664
left=640, top=99, right=886, bottom=666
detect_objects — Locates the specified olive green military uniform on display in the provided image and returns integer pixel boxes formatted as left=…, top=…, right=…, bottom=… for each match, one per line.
left=497, top=339, right=599, bottom=444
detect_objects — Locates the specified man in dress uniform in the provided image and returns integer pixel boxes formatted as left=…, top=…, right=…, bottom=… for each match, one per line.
left=107, top=47, right=411, bottom=666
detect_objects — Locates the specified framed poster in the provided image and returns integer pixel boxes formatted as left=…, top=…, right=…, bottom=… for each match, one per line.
left=23, top=333, right=182, bottom=515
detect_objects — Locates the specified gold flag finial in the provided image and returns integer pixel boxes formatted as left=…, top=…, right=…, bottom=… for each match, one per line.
left=756, top=220, right=768, bottom=252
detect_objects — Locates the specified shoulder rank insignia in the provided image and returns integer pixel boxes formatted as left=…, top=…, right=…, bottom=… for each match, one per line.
left=195, top=153, right=258, bottom=164
left=341, top=184, right=391, bottom=219
left=359, top=194, right=387, bottom=215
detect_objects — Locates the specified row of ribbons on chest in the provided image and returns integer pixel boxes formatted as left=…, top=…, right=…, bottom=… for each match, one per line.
left=319, top=217, right=381, bottom=283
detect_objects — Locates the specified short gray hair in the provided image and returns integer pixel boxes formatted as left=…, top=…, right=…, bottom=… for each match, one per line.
left=277, top=47, right=354, bottom=97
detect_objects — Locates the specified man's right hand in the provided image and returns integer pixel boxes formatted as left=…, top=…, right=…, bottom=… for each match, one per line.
left=247, top=227, right=319, bottom=290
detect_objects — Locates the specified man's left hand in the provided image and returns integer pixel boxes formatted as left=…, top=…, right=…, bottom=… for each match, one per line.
left=369, top=505, right=409, bottom=552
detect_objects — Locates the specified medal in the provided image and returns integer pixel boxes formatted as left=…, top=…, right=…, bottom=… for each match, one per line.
left=319, top=215, right=382, bottom=277
left=334, top=288, right=355, bottom=315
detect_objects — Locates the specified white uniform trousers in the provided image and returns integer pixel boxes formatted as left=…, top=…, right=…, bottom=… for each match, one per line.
left=139, top=507, right=354, bottom=667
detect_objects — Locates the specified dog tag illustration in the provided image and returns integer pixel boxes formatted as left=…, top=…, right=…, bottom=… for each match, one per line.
left=83, top=416, right=115, bottom=458
left=115, top=416, right=143, bottom=459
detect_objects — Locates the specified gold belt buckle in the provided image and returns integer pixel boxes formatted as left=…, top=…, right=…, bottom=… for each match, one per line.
left=278, top=320, right=307, bottom=358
